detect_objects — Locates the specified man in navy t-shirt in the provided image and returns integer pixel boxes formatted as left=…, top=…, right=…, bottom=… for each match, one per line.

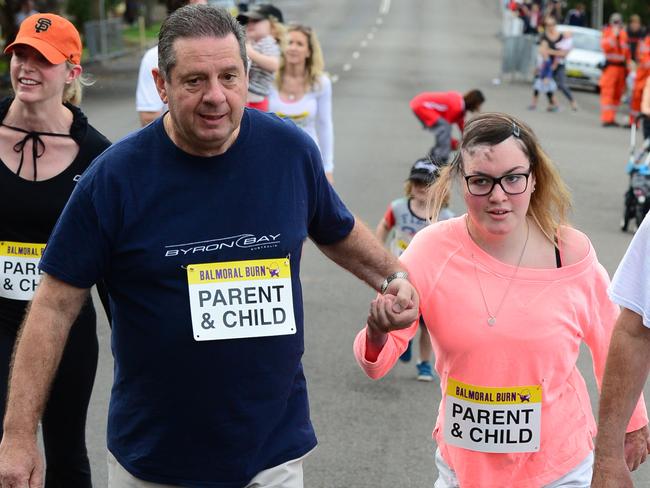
left=0, top=5, right=418, bottom=487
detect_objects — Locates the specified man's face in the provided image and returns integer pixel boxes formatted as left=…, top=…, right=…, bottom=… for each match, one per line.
left=153, top=35, right=247, bottom=157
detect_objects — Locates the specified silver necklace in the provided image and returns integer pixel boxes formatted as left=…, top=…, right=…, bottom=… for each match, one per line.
left=469, top=219, right=530, bottom=326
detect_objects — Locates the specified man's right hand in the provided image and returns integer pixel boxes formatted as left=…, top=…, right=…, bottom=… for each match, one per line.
left=0, top=435, right=44, bottom=488
left=591, top=455, right=634, bottom=488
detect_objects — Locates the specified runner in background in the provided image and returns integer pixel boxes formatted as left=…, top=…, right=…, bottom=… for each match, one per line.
left=375, top=158, right=454, bottom=382
left=409, top=89, right=485, bottom=165
left=135, top=0, right=207, bottom=126
left=270, top=24, right=334, bottom=182
left=0, top=13, right=110, bottom=487
left=354, top=113, right=649, bottom=487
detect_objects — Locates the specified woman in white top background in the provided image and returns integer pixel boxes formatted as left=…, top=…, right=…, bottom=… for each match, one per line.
left=269, top=24, right=335, bottom=183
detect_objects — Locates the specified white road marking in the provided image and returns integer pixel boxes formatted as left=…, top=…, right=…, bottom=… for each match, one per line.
left=334, top=0, right=391, bottom=83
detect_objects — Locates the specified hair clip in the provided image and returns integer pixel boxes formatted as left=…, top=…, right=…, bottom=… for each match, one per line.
left=512, top=122, right=521, bottom=138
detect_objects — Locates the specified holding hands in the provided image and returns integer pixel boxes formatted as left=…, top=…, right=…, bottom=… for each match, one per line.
left=592, top=425, right=650, bottom=487
left=624, top=425, right=650, bottom=472
left=0, top=434, right=43, bottom=488
left=367, top=277, right=419, bottom=336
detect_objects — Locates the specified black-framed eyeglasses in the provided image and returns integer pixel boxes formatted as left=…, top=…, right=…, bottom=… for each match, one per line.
left=463, top=172, right=531, bottom=196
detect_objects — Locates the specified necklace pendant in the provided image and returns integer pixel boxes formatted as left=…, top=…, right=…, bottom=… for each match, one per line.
left=487, top=316, right=496, bottom=326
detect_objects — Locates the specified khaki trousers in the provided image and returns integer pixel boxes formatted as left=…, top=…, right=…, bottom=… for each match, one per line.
left=108, top=450, right=309, bottom=488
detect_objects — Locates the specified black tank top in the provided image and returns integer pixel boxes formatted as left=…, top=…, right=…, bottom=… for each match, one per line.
left=542, top=32, right=564, bottom=62
left=0, top=97, right=110, bottom=331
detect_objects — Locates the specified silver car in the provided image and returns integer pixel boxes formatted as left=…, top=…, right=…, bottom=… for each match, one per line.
left=556, top=25, right=605, bottom=92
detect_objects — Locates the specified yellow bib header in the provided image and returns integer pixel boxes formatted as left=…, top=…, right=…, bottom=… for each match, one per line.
left=187, top=258, right=291, bottom=285
left=0, top=241, right=46, bottom=258
left=447, top=378, right=542, bottom=405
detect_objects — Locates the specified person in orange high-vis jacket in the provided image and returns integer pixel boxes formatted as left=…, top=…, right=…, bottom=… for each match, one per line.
left=630, top=33, right=650, bottom=124
left=600, top=12, right=631, bottom=127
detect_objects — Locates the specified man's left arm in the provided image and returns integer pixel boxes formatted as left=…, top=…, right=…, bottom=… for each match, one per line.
left=593, top=308, right=650, bottom=487
left=315, top=219, right=418, bottom=329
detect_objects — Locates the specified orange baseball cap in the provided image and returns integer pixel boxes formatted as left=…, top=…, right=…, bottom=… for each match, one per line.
left=5, top=13, right=82, bottom=65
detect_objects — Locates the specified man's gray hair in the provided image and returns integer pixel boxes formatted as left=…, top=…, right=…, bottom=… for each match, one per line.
left=158, top=4, right=247, bottom=79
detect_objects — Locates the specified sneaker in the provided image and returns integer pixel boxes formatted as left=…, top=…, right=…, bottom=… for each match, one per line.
left=399, top=340, right=412, bottom=362
left=416, top=361, right=435, bottom=382
left=526, top=104, right=536, bottom=110
left=547, top=105, right=559, bottom=112
left=602, top=121, right=620, bottom=127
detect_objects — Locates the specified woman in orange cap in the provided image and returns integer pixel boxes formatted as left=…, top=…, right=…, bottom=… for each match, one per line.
left=0, top=13, right=110, bottom=487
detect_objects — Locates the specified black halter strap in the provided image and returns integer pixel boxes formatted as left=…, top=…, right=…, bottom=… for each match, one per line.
left=2, top=122, right=72, bottom=181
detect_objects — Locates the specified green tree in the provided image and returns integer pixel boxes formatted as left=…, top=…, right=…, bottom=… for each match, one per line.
left=65, top=0, right=92, bottom=28
left=606, top=0, right=650, bottom=23
left=564, top=0, right=650, bottom=26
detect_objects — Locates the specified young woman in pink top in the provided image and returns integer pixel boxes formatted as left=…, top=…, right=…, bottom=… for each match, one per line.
left=354, top=113, right=650, bottom=487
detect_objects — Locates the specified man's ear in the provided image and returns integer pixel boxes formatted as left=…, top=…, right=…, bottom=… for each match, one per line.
left=152, top=67, right=168, bottom=104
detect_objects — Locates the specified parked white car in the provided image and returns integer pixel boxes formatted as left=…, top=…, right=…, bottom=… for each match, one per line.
left=556, top=25, right=605, bottom=92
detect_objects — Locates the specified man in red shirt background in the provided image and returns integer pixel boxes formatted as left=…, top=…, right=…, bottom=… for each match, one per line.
left=410, top=89, right=484, bottom=164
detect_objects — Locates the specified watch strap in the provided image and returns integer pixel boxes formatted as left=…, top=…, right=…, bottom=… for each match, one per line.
left=380, top=271, right=409, bottom=294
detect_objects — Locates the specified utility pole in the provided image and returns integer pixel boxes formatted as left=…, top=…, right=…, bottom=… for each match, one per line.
left=592, top=0, right=603, bottom=28
left=99, top=0, right=108, bottom=59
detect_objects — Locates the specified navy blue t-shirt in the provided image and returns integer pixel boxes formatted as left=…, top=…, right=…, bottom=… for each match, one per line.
left=40, top=109, right=355, bottom=486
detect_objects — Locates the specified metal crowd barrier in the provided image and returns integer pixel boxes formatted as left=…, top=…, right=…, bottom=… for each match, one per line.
left=501, top=34, right=538, bottom=81
left=84, top=18, right=126, bottom=62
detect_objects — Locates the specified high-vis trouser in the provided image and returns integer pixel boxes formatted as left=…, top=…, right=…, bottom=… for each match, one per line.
left=599, top=65, right=627, bottom=123
left=630, top=68, right=650, bottom=124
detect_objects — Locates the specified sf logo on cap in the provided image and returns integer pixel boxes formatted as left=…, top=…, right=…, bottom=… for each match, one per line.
left=34, top=18, right=52, bottom=33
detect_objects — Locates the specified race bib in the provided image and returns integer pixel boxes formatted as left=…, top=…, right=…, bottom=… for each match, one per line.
left=0, top=241, right=45, bottom=300
left=187, top=258, right=296, bottom=341
left=444, top=378, right=542, bottom=453
left=276, top=111, right=309, bottom=128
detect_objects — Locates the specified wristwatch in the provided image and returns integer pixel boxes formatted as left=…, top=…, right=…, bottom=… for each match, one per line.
left=380, top=271, right=409, bottom=294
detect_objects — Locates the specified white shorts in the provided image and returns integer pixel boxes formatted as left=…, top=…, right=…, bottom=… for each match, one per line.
left=108, top=450, right=311, bottom=488
left=433, top=449, right=593, bottom=488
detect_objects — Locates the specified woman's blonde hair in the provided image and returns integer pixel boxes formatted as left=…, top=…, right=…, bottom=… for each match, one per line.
left=276, top=24, right=325, bottom=92
left=269, top=16, right=287, bottom=51
left=63, top=61, right=95, bottom=106
left=429, top=112, right=571, bottom=241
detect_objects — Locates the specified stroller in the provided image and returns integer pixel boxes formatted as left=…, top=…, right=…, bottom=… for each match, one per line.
left=622, top=115, right=650, bottom=232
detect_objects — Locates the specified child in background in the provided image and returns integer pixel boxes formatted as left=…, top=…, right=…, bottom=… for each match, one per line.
left=528, top=40, right=559, bottom=111
left=237, top=5, right=285, bottom=111
left=375, top=158, right=454, bottom=381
